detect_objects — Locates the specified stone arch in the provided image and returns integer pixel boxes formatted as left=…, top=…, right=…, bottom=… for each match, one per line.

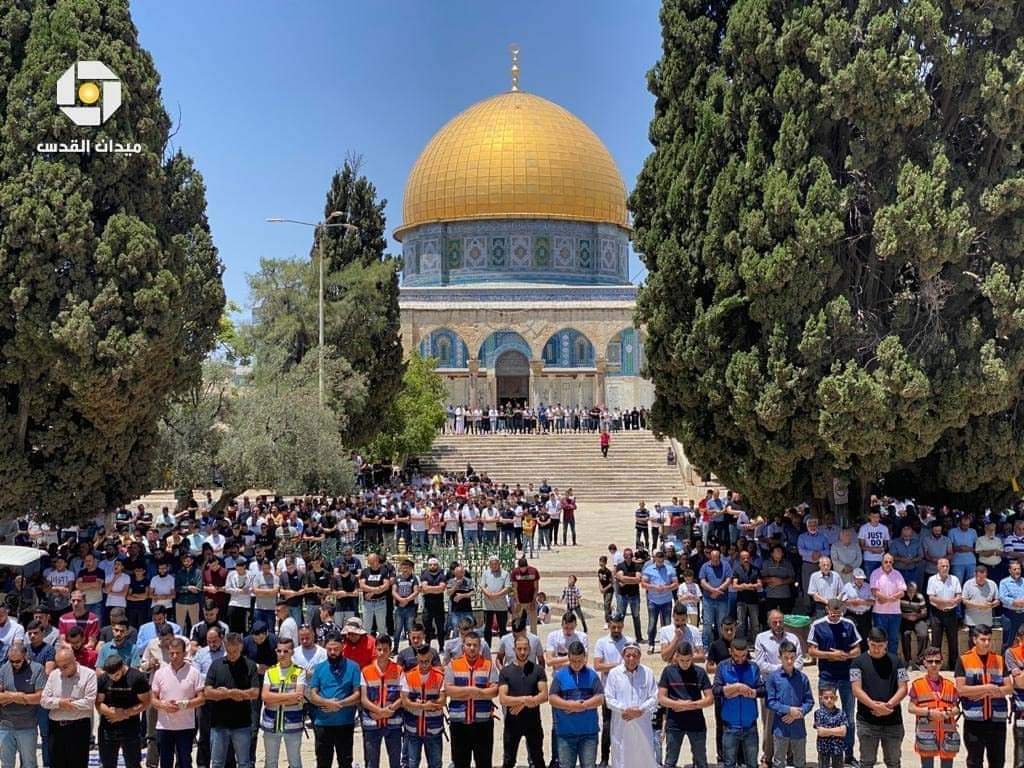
left=541, top=327, right=596, bottom=368
left=606, top=327, right=644, bottom=376
left=418, top=327, right=469, bottom=368
left=478, top=330, right=532, bottom=369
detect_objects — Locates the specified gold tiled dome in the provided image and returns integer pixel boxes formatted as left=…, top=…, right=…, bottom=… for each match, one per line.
left=394, top=91, right=628, bottom=240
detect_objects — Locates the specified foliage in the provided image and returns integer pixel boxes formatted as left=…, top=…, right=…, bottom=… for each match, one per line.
left=217, top=300, right=252, bottom=364
left=366, top=352, right=446, bottom=463
left=631, top=0, right=1024, bottom=512
left=0, top=0, right=224, bottom=523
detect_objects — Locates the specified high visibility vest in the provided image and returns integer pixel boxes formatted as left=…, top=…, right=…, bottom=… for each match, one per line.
left=909, top=676, right=959, bottom=759
left=959, top=648, right=1008, bottom=722
left=1006, top=645, right=1024, bottom=715
left=446, top=656, right=495, bottom=724
left=402, top=666, right=445, bottom=737
left=361, top=661, right=403, bottom=730
left=260, top=664, right=305, bottom=733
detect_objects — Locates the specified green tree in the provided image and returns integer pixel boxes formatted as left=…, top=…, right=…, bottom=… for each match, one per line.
left=631, top=0, right=1024, bottom=512
left=0, top=0, right=224, bottom=523
left=367, top=352, right=446, bottom=464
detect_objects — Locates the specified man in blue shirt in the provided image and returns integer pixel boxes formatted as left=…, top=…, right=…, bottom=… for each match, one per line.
left=888, top=524, right=923, bottom=590
left=712, top=637, right=764, bottom=768
left=1000, top=560, right=1024, bottom=642
left=308, top=634, right=362, bottom=768
left=548, top=640, right=605, bottom=768
left=699, top=549, right=733, bottom=648
left=765, top=641, right=814, bottom=768
left=808, top=599, right=861, bottom=763
left=135, top=605, right=181, bottom=650
left=949, top=513, right=979, bottom=587
left=797, top=519, right=831, bottom=609
left=642, top=551, right=678, bottom=653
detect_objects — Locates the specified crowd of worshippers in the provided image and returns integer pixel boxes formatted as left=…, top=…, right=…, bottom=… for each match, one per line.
left=441, top=402, right=649, bottom=434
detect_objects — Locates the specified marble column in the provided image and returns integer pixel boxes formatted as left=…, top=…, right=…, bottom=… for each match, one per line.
left=529, top=359, right=544, bottom=406
left=468, top=358, right=480, bottom=410
left=595, top=357, right=607, bottom=407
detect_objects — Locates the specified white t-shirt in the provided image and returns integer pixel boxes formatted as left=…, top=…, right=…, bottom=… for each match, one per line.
left=149, top=574, right=176, bottom=608
left=858, top=523, right=890, bottom=562
left=926, top=574, right=962, bottom=604
left=410, top=508, right=427, bottom=532
left=545, top=629, right=588, bottom=657
left=656, top=623, right=703, bottom=650
left=105, top=573, right=131, bottom=608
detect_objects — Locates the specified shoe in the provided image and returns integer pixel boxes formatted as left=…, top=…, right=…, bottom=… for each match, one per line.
left=648, top=645, right=656, bottom=654
left=846, top=758, right=860, bottom=768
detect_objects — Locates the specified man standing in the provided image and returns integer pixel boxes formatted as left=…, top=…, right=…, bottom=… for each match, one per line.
left=1000, top=560, right=1024, bottom=644
left=698, top=549, right=732, bottom=649
left=204, top=632, right=259, bottom=768
left=40, top=647, right=97, bottom=768
left=361, top=635, right=404, bottom=768
left=868, top=554, right=905, bottom=656
left=712, top=638, right=763, bottom=768
left=0, top=642, right=46, bottom=768
left=481, top=556, right=511, bottom=647
left=447, top=566, right=476, bottom=631
left=831, top=528, right=863, bottom=585
left=857, top=508, right=890, bottom=578
left=641, top=550, right=677, bottom=653
left=658, top=641, right=713, bottom=768
left=360, top=553, right=392, bottom=636
left=419, top=558, right=448, bottom=645
left=765, top=641, right=814, bottom=768
left=56, top=592, right=96, bottom=648
left=731, top=550, right=761, bottom=639
left=260, top=637, right=306, bottom=768
left=806, top=557, right=844, bottom=619
left=658, top=603, right=704, bottom=664
left=498, top=634, right=548, bottom=768
left=753, top=611, right=803, bottom=768
left=511, top=558, right=542, bottom=634
left=548, top=641, right=604, bottom=768
left=400, top=643, right=446, bottom=768
left=97, top=655, right=152, bottom=768
left=850, top=627, right=908, bottom=768
left=594, top=615, right=633, bottom=767
left=963, top=564, right=1000, bottom=640
left=957, top=624, right=1012, bottom=768
left=926, top=557, right=962, bottom=669
left=950, top=513, right=979, bottom=587
left=392, top=560, right=420, bottom=646
left=889, top=524, right=923, bottom=589
left=445, top=632, right=499, bottom=768
left=808, top=599, right=861, bottom=764
left=797, top=518, right=831, bottom=605
left=605, top=643, right=658, bottom=768
left=308, top=634, right=362, bottom=768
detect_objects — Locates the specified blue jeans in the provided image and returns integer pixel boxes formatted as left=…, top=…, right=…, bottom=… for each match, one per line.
left=665, top=727, right=707, bottom=768
left=253, top=608, right=275, bottom=629
left=157, top=728, right=195, bottom=768
left=404, top=732, right=443, bottom=768
left=395, top=605, right=417, bottom=645
left=952, top=562, right=975, bottom=589
left=617, top=593, right=642, bottom=640
left=1005, top=610, right=1024, bottom=646
left=556, top=732, right=598, bottom=768
left=464, top=529, right=478, bottom=546
left=647, top=600, right=672, bottom=646
left=262, top=730, right=302, bottom=768
left=211, top=726, right=252, bottom=768
left=821, top=678, right=857, bottom=757
left=722, top=724, right=759, bottom=768
left=863, top=560, right=881, bottom=578
left=451, top=610, right=474, bottom=631
left=872, top=613, right=901, bottom=655
left=36, top=703, right=49, bottom=767
left=702, top=598, right=729, bottom=648
left=0, top=726, right=38, bottom=768
left=364, top=727, right=403, bottom=768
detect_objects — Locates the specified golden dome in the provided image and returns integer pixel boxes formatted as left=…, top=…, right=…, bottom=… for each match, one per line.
left=395, top=91, right=628, bottom=240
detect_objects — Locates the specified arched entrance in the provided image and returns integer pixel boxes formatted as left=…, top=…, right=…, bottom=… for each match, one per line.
left=495, top=350, right=530, bottom=407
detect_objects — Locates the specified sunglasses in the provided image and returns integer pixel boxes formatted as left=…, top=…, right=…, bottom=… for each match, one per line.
left=924, top=659, right=942, bottom=665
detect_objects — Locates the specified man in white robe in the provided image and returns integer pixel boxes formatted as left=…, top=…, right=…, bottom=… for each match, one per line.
left=604, top=642, right=659, bottom=768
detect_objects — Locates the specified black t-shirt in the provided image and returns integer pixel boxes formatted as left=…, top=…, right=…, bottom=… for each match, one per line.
left=335, top=572, right=359, bottom=612
left=851, top=652, right=906, bottom=726
left=615, top=561, right=641, bottom=597
left=98, top=624, right=138, bottom=647
left=659, top=663, right=711, bottom=732
left=361, top=567, right=388, bottom=602
left=420, top=570, right=447, bottom=610
left=597, top=567, right=613, bottom=592
left=498, top=661, right=546, bottom=721
left=305, top=568, right=332, bottom=606
left=282, top=570, right=304, bottom=607
left=206, top=656, right=260, bottom=729
left=97, top=668, right=150, bottom=736
left=707, top=639, right=732, bottom=667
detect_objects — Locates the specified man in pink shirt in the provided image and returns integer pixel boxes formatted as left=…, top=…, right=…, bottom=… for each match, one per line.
left=150, top=637, right=205, bottom=767
left=868, top=553, right=906, bottom=655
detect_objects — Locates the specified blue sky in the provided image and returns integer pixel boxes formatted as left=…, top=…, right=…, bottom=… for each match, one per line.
left=132, top=1, right=663, bottom=309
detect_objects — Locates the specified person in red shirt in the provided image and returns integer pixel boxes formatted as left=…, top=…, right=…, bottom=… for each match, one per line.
left=510, top=558, right=541, bottom=633
left=600, top=429, right=611, bottom=458
left=341, top=616, right=376, bottom=669
left=65, top=624, right=98, bottom=668
left=58, top=590, right=100, bottom=648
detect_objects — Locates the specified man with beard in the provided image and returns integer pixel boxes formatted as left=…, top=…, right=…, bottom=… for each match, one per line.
left=499, top=634, right=548, bottom=768
left=400, top=643, right=447, bottom=768
left=96, top=654, right=151, bottom=768
left=397, top=623, right=440, bottom=671
left=193, top=627, right=226, bottom=768
left=445, top=632, right=499, bottom=768
left=152, top=637, right=206, bottom=768
left=360, top=634, right=404, bottom=768
left=657, top=603, right=704, bottom=664
left=419, top=558, right=448, bottom=644
left=308, top=634, right=362, bottom=768
left=605, top=643, right=658, bottom=768
left=593, top=615, right=633, bottom=767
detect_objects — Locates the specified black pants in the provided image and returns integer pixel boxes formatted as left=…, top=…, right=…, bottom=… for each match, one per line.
left=601, top=704, right=612, bottom=763
left=551, top=520, right=561, bottom=544
left=483, top=610, right=508, bottom=645
left=562, top=519, right=577, bottom=546
left=227, top=606, right=249, bottom=634
left=635, top=526, right=649, bottom=548
left=156, top=728, right=194, bottom=768
left=601, top=445, right=609, bottom=457
left=451, top=721, right=494, bottom=768
left=930, top=609, right=959, bottom=669
left=502, top=713, right=545, bottom=768
left=315, top=724, right=355, bottom=768
left=964, top=720, right=1005, bottom=768
left=99, top=731, right=142, bottom=768
left=197, top=703, right=212, bottom=767
left=425, top=608, right=446, bottom=645
left=50, top=718, right=91, bottom=768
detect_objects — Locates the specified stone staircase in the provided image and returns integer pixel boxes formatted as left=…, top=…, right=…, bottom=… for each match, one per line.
left=418, top=430, right=693, bottom=503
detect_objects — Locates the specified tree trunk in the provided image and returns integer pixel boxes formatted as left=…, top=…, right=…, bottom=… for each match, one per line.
left=210, top=487, right=244, bottom=517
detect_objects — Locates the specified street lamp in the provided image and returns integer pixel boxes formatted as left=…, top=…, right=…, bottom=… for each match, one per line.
left=267, top=212, right=359, bottom=408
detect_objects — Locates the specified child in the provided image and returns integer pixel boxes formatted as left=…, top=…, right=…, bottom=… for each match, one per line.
left=813, top=685, right=848, bottom=768
left=597, top=555, right=614, bottom=625
left=522, top=511, right=536, bottom=557
left=677, top=569, right=702, bottom=626
left=536, top=591, right=551, bottom=624
left=559, top=575, right=588, bottom=632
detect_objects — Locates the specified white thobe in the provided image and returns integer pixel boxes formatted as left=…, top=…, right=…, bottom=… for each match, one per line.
left=604, top=663, right=659, bottom=768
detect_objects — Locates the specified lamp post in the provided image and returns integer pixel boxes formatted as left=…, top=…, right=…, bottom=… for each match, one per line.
left=266, top=213, right=359, bottom=408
